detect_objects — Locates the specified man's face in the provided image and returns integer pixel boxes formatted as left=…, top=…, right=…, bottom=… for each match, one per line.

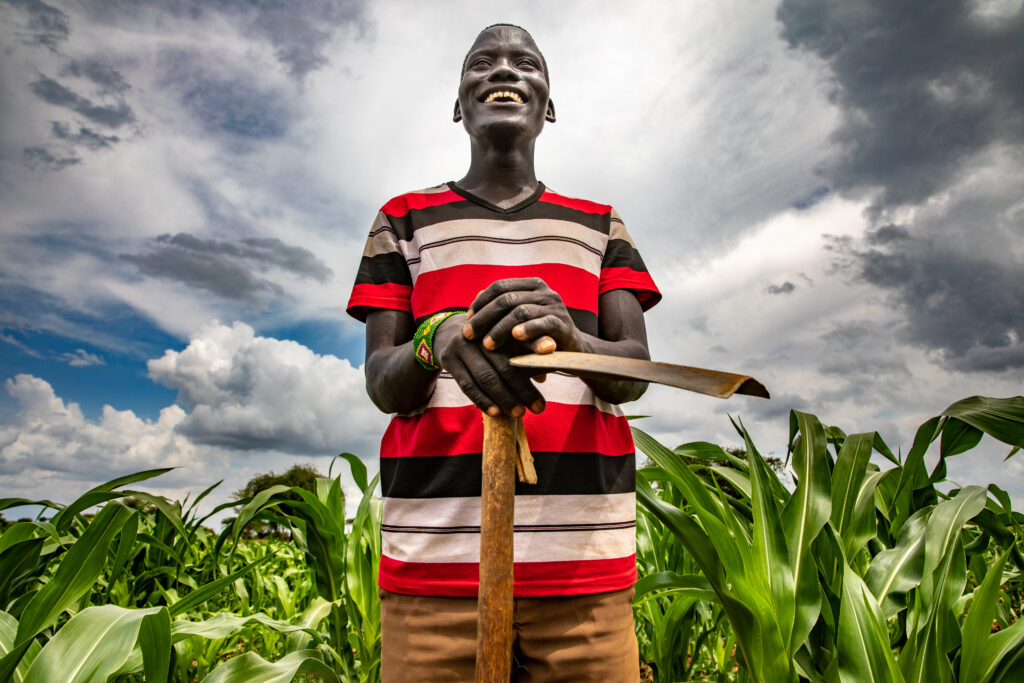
left=456, top=27, right=554, bottom=143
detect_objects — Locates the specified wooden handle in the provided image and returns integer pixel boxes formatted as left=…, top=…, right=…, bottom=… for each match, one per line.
left=476, top=413, right=516, bottom=681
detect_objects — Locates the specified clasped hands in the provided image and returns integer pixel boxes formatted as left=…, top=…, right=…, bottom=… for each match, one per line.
left=433, top=277, right=579, bottom=418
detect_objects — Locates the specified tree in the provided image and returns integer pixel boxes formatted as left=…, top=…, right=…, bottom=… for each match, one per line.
left=224, top=463, right=323, bottom=539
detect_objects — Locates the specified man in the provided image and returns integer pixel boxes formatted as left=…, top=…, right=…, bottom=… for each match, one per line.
left=347, top=24, right=660, bottom=681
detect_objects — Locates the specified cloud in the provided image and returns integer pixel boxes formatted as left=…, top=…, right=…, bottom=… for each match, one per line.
left=58, top=348, right=106, bottom=367
left=0, top=373, right=220, bottom=486
left=79, top=0, right=369, bottom=80
left=3, top=0, right=69, bottom=49
left=21, top=145, right=80, bottom=170
left=147, top=320, right=387, bottom=457
left=777, top=0, right=1024, bottom=374
left=62, top=58, right=130, bottom=94
left=29, top=74, right=135, bottom=127
left=121, top=233, right=332, bottom=305
left=50, top=122, right=119, bottom=149
left=767, top=281, right=796, bottom=295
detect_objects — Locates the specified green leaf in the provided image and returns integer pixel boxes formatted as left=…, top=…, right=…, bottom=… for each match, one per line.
left=837, top=564, right=906, bottom=683
left=782, top=411, right=831, bottom=654
left=21, top=605, right=164, bottom=683
left=633, top=571, right=718, bottom=603
left=199, top=649, right=340, bottom=683
left=941, top=396, right=1024, bottom=448
left=336, top=452, right=369, bottom=493
left=168, top=552, right=276, bottom=617
left=8, top=500, right=133, bottom=667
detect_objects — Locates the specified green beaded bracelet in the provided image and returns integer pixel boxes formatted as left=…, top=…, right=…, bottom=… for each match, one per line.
left=413, top=310, right=466, bottom=370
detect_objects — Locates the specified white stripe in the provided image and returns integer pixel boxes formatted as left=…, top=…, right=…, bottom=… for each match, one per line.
left=382, top=526, right=636, bottom=564
left=383, top=492, right=635, bottom=529
left=398, top=219, right=606, bottom=281
left=423, top=373, right=623, bottom=416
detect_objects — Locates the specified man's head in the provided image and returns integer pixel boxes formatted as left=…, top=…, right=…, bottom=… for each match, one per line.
left=454, top=24, right=556, bottom=143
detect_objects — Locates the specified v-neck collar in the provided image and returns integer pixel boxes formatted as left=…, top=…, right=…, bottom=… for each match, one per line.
left=448, top=181, right=546, bottom=214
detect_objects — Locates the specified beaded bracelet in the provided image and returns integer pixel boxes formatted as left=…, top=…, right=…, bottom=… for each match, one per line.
left=413, top=310, right=466, bottom=370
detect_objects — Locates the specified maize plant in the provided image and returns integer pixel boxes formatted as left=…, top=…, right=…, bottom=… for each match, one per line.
left=632, top=395, right=1024, bottom=682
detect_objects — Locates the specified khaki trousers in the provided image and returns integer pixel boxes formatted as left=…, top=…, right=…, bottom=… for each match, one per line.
left=380, top=588, right=640, bottom=682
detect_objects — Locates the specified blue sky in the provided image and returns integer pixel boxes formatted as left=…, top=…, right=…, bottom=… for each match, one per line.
left=2, top=0, right=1022, bottom=520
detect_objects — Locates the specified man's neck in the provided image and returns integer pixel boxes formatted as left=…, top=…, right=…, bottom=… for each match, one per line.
left=457, top=139, right=539, bottom=209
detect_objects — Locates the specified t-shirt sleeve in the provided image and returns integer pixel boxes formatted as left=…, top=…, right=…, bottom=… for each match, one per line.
left=346, top=211, right=413, bottom=322
left=598, top=208, right=661, bottom=311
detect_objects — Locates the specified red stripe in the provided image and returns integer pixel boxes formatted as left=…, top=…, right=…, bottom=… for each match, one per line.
left=412, top=263, right=598, bottom=317
left=538, top=190, right=611, bottom=215
left=346, top=283, right=413, bottom=321
left=598, top=267, right=662, bottom=311
left=381, top=403, right=634, bottom=459
left=379, top=555, right=636, bottom=597
left=381, top=190, right=465, bottom=217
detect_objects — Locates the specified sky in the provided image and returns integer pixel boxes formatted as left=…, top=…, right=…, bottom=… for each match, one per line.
left=2, top=0, right=1022, bottom=521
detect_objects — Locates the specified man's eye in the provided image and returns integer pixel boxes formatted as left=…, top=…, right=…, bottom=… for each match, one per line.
left=518, top=60, right=538, bottom=70
left=470, top=59, right=490, bottom=69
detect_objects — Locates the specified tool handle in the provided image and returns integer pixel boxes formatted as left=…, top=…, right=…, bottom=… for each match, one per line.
left=476, top=413, right=516, bottom=681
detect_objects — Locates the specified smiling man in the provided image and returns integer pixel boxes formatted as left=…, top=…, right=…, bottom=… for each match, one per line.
left=347, top=24, right=660, bottom=681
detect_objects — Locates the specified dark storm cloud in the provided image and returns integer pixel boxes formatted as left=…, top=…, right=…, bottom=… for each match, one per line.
left=4, top=0, right=69, bottom=49
left=121, top=233, right=332, bottom=304
left=778, top=0, right=1024, bottom=207
left=62, top=59, right=130, bottom=94
left=51, top=122, right=119, bottom=149
left=22, top=145, right=80, bottom=170
left=80, top=0, right=368, bottom=79
left=29, top=75, right=134, bottom=127
left=766, top=281, right=796, bottom=295
left=778, top=0, right=1024, bottom=373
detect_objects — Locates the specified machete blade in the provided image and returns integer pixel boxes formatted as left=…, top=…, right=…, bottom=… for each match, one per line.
left=509, top=351, right=769, bottom=399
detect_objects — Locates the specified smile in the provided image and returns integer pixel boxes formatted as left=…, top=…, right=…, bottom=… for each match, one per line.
left=483, top=90, right=525, bottom=104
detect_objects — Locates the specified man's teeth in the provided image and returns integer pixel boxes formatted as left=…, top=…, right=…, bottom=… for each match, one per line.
left=484, top=91, right=524, bottom=103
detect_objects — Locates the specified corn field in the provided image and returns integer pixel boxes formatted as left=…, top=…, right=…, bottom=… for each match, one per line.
left=1, top=395, right=1021, bottom=682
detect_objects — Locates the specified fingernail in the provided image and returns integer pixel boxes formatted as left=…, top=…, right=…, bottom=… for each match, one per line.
left=487, top=405, right=500, bottom=417
left=465, top=309, right=474, bottom=321
left=512, top=324, right=526, bottom=340
left=535, top=337, right=556, bottom=354
left=511, top=405, right=525, bottom=418
left=463, top=324, right=474, bottom=339
left=530, top=399, right=545, bottom=413
left=483, top=336, right=495, bottom=350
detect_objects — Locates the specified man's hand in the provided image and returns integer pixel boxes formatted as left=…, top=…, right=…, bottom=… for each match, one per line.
left=463, top=278, right=582, bottom=353
left=434, top=312, right=546, bottom=418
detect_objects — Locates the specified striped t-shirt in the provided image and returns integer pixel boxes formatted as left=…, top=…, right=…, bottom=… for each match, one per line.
left=347, top=181, right=660, bottom=597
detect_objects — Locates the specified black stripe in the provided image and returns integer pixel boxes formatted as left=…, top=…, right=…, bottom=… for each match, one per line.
left=381, top=451, right=635, bottom=499
left=381, top=521, right=636, bottom=534
left=602, top=238, right=650, bottom=273
left=355, top=252, right=412, bottom=286
left=387, top=201, right=610, bottom=241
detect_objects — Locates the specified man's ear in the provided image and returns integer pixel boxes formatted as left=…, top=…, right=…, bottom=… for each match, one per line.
left=453, top=99, right=463, bottom=123
left=545, top=98, right=556, bottom=123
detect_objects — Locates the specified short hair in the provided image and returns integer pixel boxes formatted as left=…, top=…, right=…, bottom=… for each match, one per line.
left=461, top=23, right=549, bottom=84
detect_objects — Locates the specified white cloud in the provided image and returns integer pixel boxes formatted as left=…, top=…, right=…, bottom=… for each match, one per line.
left=0, top=373, right=223, bottom=495
left=58, top=348, right=106, bottom=366
left=147, top=320, right=388, bottom=458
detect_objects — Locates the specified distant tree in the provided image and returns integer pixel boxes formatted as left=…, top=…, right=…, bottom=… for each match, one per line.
left=223, top=463, right=323, bottom=540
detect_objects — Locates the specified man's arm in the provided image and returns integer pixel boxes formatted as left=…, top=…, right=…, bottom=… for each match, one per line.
left=364, top=309, right=438, bottom=414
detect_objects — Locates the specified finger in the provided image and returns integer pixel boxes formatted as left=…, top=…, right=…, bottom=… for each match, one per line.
left=445, top=357, right=500, bottom=416
left=467, top=278, right=546, bottom=320
left=526, top=336, right=557, bottom=354
left=468, top=350, right=528, bottom=416
left=478, top=301, right=550, bottom=350
left=486, top=351, right=545, bottom=414
left=508, top=314, right=575, bottom=351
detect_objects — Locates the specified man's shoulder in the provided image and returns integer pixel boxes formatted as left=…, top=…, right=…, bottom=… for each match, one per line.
left=539, top=187, right=613, bottom=216
left=378, top=183, right=458, bottom=218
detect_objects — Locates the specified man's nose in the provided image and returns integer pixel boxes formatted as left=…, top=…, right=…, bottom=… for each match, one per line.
left=487, top=59, right=518, bottom=81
